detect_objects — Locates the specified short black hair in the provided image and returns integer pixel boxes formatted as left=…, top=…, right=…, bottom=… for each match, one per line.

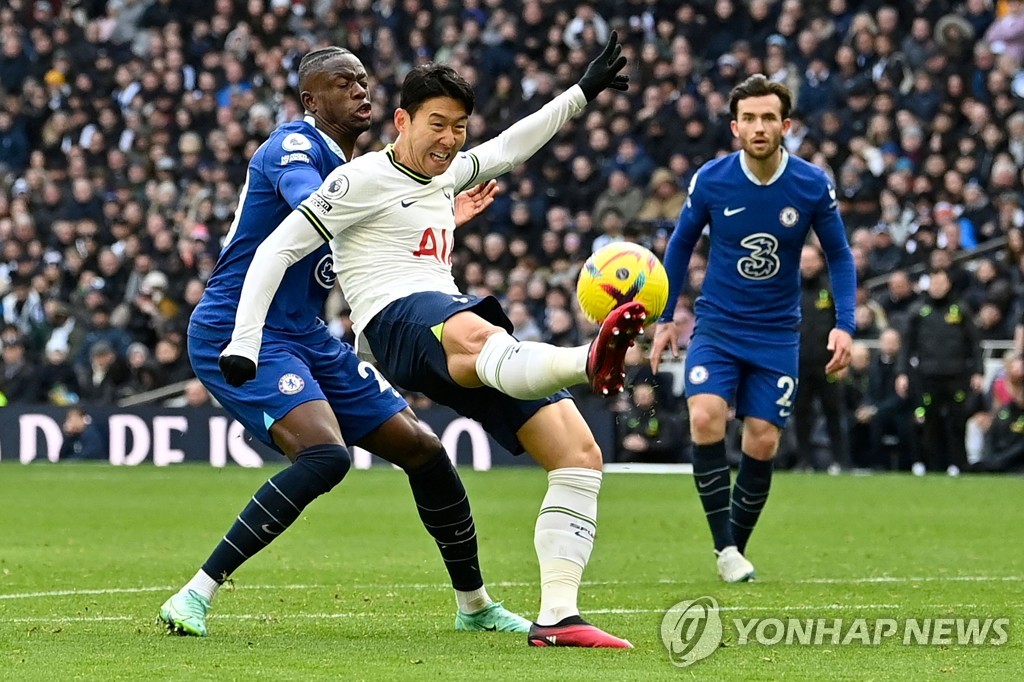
left=298, top=46, right=353, bottom=91
left=729, top=74, right=793, bottom=120
left=399, top=64, right=475, bottom=117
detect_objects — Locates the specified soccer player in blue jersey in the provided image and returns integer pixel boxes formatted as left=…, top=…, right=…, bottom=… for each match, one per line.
left=650, top=75, right=856, bottom=582
left=158, top=47, right=526, bottom=637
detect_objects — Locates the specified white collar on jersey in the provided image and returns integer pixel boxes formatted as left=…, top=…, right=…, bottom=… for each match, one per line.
left=303, top=114, right=347, bottom=161
left=739, top=148, right=789, bottom=186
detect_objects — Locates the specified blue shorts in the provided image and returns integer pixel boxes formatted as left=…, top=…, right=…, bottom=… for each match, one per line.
left=683, top=327, right=799, bottom=427
left=188, top=326, right=408, bottom=453
left=363, top=291, right=571, bottom=455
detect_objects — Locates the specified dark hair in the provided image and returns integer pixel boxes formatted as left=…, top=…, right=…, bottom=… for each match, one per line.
left=929, top=267, right=950, bottom=279
left=728, top=74, right=793, bottom=119
left=297, top=46, right=353, bottom=91
left=399, top=64, right=475, bottom=117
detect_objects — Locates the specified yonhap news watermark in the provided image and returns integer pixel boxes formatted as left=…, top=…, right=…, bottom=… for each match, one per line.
left=661, top=597, right=1010, bottom=668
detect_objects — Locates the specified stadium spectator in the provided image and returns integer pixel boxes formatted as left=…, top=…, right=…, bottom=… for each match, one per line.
left=75, top=340, right=128, bottom=404
left=58, top=406, right=108, bottom=460
left=36, top=337, right=81, bottom=405
left=0, top=333, right=36, bottom=403
left=615, top=381, right=686, bottom=463
left=792, top=244, right=848, bottom=472
left=592, top=168, right=644, bottom=225
left=897, top=269, right=984, bottom=476
left=636, top=167, right=686, bottom=227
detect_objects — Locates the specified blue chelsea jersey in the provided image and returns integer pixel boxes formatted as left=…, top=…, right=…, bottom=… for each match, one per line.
left=189, top=119, right=344, bottom=340
left=661, top=150, right=856, bottom=339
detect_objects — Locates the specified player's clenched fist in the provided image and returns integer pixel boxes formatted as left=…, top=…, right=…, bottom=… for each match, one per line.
left=219, top=354, right=257, bottom=387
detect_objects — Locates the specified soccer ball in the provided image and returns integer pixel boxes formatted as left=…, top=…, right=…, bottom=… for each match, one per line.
left=576, top=242, right=669, bottom=324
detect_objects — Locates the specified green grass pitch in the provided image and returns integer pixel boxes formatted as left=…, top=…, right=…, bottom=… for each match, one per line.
left=0, top=464, right=1020, bottom=681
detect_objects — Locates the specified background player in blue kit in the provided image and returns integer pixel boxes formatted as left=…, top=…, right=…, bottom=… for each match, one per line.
left=650, top=75, right=856, bottom=583
left=158, top=47, right=524, bottom=637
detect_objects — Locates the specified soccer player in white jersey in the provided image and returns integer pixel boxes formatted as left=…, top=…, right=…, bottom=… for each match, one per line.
left=221, top=34, right=640, bottom=648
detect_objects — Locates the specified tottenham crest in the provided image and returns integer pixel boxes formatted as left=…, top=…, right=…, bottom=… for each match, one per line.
left=278, top=373, right=305, bottom=395
left=779, top=206, right=799, bottom=227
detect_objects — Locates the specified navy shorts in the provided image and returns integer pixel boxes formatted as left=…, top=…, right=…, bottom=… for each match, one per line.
left=189, top=326, right=408, bottom=453
left=363, top=291, right=571, bottom=454
left=683, top=327, right=799, bottom=428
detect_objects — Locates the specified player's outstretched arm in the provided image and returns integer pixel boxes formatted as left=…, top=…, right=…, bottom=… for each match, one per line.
left=219, top=210, right=329, bottom=386
left=454, top=180, right=498, bottom=227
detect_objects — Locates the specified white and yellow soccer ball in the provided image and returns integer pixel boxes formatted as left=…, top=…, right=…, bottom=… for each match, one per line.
left=576, top=242, right=669, bottom=324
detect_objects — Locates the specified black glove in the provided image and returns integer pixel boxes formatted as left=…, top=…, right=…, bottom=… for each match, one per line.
left=219, top=354, right=257, bottom=387
left=577, top=30, right=629, bottom=102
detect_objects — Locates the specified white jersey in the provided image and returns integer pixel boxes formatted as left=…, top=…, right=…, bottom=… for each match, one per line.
left=225, top=85, right=587, bottom=365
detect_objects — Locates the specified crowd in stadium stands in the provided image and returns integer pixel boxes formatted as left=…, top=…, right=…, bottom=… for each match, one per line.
left=1, top=0, right=1023, bottom=470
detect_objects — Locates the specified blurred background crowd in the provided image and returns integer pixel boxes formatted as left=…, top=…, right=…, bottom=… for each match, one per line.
left=1, top=0, right=1024, bottom=471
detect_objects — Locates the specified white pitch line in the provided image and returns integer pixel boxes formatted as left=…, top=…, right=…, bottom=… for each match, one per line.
left=3, top=603, right=992, bottom=625
left=0, top=576, right=1019, bottom=602
left=4, top=612, right=368, bottom=624
left=590, top=604, right=906, bottom=614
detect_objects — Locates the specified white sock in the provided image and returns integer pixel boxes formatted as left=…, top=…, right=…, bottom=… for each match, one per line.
left=534, top=467, right=602, bottom=626
left=475, top=332, right=588, bottom=400
left=455, top=585, right=492, bottom=614
left=183, top=569, right=220, bottom=603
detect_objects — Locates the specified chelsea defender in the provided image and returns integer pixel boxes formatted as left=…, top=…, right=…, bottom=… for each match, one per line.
left=651, top=75, right=856, bottom=583
left=159, top=47, right=526, bottom=638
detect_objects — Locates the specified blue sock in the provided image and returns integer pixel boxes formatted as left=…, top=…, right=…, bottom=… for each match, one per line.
left=691, top=440, right=734, bottom=552
left=731, top=453, right=773, bottom=555
left=405, top=449, right=483, bottom=592
left=202, top=444, right=351, bottom=582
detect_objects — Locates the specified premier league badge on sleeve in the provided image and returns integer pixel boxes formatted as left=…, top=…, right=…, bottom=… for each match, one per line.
left=323, top=175, right=350, bottom=200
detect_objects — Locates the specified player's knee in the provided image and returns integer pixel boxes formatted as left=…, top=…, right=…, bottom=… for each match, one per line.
left=399, top=428, right=445, bottom=470
left=294, top=443, right=351, bottom=493
left=689, top=407, right=726, bottom=442
left=743, top=428, right=780, bottom=460
left=549, top=436, right=603, bottom=471
left=377, top=414, right=443, bottom=470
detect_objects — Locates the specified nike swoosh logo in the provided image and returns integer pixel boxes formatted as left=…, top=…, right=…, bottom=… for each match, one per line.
left=723, top=207, right=746, bottom=216
left=698, top=476, right=721, bottom=489
left=261, top=524, right=281, bottom=535
left=401, top=199, right=417, bottom=207
left=454, top=527, right=472, bottom=536
left=741, top=496, right=767, bottom=505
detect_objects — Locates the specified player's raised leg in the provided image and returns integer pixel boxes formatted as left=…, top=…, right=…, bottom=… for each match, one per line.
left=355, top=408, right=529, bottom=633
left=517, top=400, right=632, bottom=648
left=467, top=302, right=646, bottom=400
left=160, top=400, right=351, bottom=636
